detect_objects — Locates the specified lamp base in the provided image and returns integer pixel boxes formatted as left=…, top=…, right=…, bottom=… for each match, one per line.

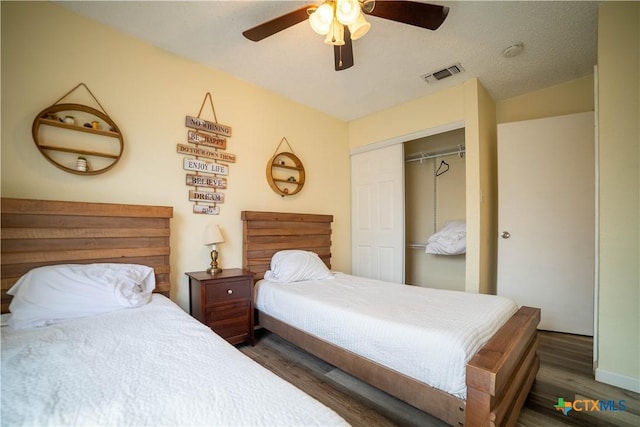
left=207, top=248, right=221, bottom=274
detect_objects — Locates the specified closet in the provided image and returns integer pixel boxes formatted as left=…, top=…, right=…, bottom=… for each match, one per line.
left=351, top=120, right=492, bottom=294
left=404, top=128, right=466, bottom=291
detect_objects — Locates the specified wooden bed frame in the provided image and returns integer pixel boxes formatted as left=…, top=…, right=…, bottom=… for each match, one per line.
left=242, top=210, right=540, bottom=427
left=1, top=198, right=173, bottom=314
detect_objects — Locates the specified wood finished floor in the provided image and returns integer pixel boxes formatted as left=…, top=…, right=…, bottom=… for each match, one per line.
left=239, top=330, right=639, bottom=427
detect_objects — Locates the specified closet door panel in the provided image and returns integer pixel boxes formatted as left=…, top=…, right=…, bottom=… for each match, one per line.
left=351, top=144, right=404, bottom=282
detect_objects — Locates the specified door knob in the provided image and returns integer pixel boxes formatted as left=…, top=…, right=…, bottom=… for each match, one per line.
left=501, top=231, right=511, bottom=239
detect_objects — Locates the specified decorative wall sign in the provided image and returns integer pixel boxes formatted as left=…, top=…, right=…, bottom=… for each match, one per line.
left=178, top=92, right=234, bottom=215
left=177, top=143, right=236, bottom=163
left=183, top=157, right=229, bottom=175
left=266, top=137, right=306, bottom=197
left=193, top=205, right=220, bottom=215
left=189, top=190, right=225, bottom=203
left=187, top=130, right=227, bottom=149
left=185, top=115, right=232, bottom=137
left=185, top=174, right=227, bottom=189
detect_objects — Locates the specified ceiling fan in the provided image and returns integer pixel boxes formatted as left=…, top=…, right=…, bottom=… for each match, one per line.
left=242, top=0, right=449, bottom=71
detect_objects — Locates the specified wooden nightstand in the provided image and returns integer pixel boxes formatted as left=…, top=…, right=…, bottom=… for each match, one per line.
left=186, top=269, right=254, bottom=346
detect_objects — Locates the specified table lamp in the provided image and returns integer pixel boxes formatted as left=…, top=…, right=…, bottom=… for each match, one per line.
left=204, top=224, right=224, bottom=274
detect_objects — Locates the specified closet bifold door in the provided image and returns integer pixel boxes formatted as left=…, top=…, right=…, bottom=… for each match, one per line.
left=350, top=144, right=404, bottom=283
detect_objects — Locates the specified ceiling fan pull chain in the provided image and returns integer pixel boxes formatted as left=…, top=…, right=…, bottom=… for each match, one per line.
left=196, top=92, right=219, bottom=123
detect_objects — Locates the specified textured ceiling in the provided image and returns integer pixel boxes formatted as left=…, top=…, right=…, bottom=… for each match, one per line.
left=58, top=1, right=600, bottom=121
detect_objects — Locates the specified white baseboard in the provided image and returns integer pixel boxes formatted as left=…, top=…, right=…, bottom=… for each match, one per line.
left=595, top=368, right=640, bottom=393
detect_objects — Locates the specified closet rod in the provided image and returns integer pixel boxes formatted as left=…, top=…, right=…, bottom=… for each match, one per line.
left=405, top=147, right=465, bottom=163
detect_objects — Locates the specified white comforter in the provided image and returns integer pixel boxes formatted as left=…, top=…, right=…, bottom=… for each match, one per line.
left=1, top=295, right=348, bottom=427
left=255, top=273, right=518, bottom=399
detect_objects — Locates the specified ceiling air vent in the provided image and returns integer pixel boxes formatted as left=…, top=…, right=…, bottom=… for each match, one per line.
left=421, top=63, right=465, bottom=84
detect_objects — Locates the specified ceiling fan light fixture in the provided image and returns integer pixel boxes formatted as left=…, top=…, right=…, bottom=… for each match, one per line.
left=243, top=1, right=450, bottom=71
left=309, top=3, right=334, bottom=35
left=348, top=12, right=371, bottom=40
left=324, top=18, right=345, bottom=45
left=336, top=0, right=360, bottom=25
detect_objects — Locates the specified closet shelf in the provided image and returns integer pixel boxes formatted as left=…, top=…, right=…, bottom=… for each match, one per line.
left=405, top=146, right=465, bottom=163
left=407, top=243, right=427, bottom=249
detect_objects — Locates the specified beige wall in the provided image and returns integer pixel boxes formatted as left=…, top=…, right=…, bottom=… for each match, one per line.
left=1, top=2, right=351, bottom=310
left=596, top=1, right=639, bottom=392
left=462, top=80, right=497, bottom=295
left=349, top=78, right=495, bottom=294
left=349, top=84, right=466, bottom=150
left=474, top=82, right=498, bottom=295
left=497, top=74, right=595, bottom=124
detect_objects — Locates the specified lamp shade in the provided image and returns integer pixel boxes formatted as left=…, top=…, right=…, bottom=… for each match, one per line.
left=336, top=0, right=360, bottom=25
left=348, top=12, right=371, bottom=40
left=203, top=224, right=224, bottom=246
left=309, top=3, right=333, bottom=35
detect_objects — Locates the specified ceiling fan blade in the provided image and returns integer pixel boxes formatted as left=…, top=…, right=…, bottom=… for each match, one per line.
left=243, top=6, right=312, bottom=41
left=334, top=27, right=354, bottom=71
left=365, top=1, right=449, bottom=31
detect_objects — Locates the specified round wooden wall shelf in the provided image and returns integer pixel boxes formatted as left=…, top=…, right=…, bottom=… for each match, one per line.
left=266, top=152, right=305, bottom=196
left=32, top=103, right=124, bottom=175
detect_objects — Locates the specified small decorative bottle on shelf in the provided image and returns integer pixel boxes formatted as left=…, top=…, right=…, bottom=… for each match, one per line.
left=76, top=156, right=88, bottom=172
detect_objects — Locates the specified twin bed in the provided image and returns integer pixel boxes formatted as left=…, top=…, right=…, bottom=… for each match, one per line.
left=0, top=198, right=347, bottom=426
left=242, top=210, right=540, bottom=427
left=1, top=198, right=540, bottom=427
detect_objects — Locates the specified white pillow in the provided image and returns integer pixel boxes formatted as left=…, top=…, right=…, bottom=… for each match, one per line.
left=264, top=250, right=333, bottom=282
left=426, top=221, right=466, bottom=255
left=7, top=263, right=156, bottom=329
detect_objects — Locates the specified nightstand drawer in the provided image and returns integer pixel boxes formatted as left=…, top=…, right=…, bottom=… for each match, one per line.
left=206, top=301, right=251, bottom=341
left=205, top=279, right=251, bottom=304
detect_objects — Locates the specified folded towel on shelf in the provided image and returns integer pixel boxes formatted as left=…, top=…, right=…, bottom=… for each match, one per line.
left=426, top=221, right=466, bottom=255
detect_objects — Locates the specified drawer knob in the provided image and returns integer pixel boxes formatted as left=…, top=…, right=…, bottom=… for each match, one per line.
left=226, top=289, right=233, bottom=295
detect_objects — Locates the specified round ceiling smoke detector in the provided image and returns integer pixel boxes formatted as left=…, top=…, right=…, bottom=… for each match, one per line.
left=502, top=42, right=524, bottom=58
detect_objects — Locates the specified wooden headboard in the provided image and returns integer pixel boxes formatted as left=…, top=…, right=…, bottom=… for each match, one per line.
left=1, top=198, right=173, bottom=313
left=241, top=211, right=333, bottom=281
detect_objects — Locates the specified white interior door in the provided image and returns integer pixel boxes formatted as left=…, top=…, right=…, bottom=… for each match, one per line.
left=497, top=112, right=594, bottom=335
left=351, top=144, right=404, bottom=283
